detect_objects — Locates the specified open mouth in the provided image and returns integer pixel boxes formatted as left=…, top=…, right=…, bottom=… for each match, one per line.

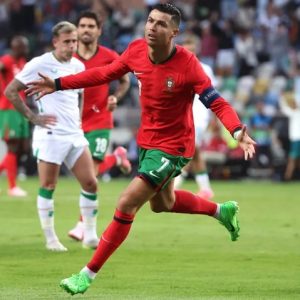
left=148, top=34, right=156, bottom=40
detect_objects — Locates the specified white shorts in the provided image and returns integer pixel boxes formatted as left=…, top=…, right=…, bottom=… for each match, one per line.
left=32, top=130, right=89, bottom=169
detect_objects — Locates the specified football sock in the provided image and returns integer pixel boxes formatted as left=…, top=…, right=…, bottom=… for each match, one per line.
left=3, top=152, right=17, bottom=189
left=171, top=190, right=217, bottom=216
left=0, top=158, right=4, bottom=172
left=80, top=190, right=98, bottom=242
left=37, top=187, right=57, bottom=243
left=87, top=209, right=134, bottom=273
left=195, top=171, right=211, bottom=191
left=80, top=266, right=96, bottom=279
left=98, top=155, right=117, bottom=174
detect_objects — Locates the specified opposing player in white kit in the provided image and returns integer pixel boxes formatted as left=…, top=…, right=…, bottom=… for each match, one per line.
left=174, top=34, right=216, bottom=199
left=4, top=21, right=99, bottom=251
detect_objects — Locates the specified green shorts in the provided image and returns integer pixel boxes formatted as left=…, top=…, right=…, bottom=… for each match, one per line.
left=138, top=148, right=191, bottom=192
left=0, top=110, right=30, bottom=140
left=85, top=129, right=110, bottom=161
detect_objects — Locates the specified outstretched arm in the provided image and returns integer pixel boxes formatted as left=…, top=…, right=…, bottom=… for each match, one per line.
left=209, top=97, right=256, bottom=160
left=5, top=78, right=57, bottom=128
left=26, top=59, right=130, bottom=100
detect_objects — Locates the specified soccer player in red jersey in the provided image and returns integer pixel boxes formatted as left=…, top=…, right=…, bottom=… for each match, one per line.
left=0, top=36, right=29, bottom=197
left=26, top=4, right=256, bottom=295
left=68, top=11, right=131, bottom=243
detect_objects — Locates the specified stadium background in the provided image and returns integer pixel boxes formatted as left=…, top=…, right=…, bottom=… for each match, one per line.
left=1, top=0, right=300, bottom=181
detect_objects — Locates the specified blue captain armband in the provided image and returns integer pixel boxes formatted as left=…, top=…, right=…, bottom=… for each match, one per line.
left=198, top=87, right=220, bottom=108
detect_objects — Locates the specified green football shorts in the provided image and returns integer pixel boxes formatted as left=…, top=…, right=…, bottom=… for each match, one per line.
left=85, top=129, right=110, bottom=161
left=0, top=110, right=29, bottom=140
left=138, top=148, right=191, bottom=192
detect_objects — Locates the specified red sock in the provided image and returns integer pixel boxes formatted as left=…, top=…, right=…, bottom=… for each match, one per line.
left=98, top=155, right=117, bottom=174
left=2, top=152, right=17, bottom=189
left=87, top=209, right=134, bottom=273
left=0, top=159, right=4, bottom=172
left=171, top=190, right=217, bottom=216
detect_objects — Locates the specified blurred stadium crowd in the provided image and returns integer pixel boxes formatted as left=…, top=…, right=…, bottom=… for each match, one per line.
left=1, top=0, right=300, bottom=181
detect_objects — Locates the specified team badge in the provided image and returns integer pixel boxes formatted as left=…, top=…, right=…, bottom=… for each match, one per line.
left=165, top=77, right=175, bottom=91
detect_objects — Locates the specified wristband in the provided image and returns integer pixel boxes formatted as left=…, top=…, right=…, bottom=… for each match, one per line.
left=54, top=78, right=62, bottom=91
left=233, top=129, right=242, bottom=140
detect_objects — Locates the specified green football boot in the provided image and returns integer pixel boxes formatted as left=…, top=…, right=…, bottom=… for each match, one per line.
left=218, top=201, right=240, bottom=241
left=60, top=272, right=92, bottom=295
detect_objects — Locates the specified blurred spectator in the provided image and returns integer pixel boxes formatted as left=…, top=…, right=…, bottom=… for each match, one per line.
left=235, top=27, right=258, bottom=76
left=267, top=22, right=290, bottom=75
left=0, top=0, right=10, bottom=40
left=249, top=101, right=273, bottom=169
left=214, top=19, right=235, bottom=76
left=279, top=91, right=300, bottom=180
left=200, top=20, right=218, bottom=69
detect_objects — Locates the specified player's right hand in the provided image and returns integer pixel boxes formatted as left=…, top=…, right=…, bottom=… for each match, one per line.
left=25, top=73, right=56, bottom=100
left=29, top=114, right=57, bottom=128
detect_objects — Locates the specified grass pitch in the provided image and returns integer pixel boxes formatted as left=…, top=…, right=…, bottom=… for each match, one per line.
left=0, top=177, right=299, bottom=299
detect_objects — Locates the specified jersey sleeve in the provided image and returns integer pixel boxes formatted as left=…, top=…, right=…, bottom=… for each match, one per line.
left=187, top=55, right=243, bottom=135
left=15, top=57, right=40, bottom=86
left=186, top=55, right=212, bottom=95
left=60, top=57, right=130, bottom=90
left=210, top=97, right=243, bottom=136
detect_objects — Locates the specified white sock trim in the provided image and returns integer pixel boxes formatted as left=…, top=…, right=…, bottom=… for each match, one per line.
left=213, top=204, right=220, bottom=219
left=81, top=266, right=97, bottom=279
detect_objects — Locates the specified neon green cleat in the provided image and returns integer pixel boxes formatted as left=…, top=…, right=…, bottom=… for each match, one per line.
left=60, top=272, right=92, bottom=295
left=218, top=201, right=240, bottom=241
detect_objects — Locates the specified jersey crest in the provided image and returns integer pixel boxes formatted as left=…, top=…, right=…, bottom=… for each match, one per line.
left=165, top=77, right=175, bottom=91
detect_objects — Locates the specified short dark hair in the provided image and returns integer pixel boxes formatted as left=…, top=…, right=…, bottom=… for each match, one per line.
left=76, top=11, right=102, bottom=28
left=151, top=3, right=181, bottom=27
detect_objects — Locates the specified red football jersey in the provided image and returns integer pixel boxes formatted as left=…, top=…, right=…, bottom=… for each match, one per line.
left=0, top=54, right=26, bottom=109
left=61, top=39, right=242, bottom=157
left=74, top=46, right=120, bottom=131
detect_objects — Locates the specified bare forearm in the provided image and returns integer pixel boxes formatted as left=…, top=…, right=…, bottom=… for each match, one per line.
left=113, top=73, right=130, bottom=101
left=4, top=79, right=36, bottom=121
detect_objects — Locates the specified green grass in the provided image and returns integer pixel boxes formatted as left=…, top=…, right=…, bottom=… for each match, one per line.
left=0, top=177, right=299, bottom=299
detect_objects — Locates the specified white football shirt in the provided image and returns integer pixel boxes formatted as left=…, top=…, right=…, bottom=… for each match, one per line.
left=16, top=52, right=85, bottom=135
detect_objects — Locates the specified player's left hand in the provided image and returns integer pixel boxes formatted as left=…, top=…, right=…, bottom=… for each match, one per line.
left=107, top=95, right=118, bottom=111
left=236, top=126, right=256, bottom=160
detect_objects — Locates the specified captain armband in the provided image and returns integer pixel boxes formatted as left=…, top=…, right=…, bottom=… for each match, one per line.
left=198, top=87, right=220, bottom=108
